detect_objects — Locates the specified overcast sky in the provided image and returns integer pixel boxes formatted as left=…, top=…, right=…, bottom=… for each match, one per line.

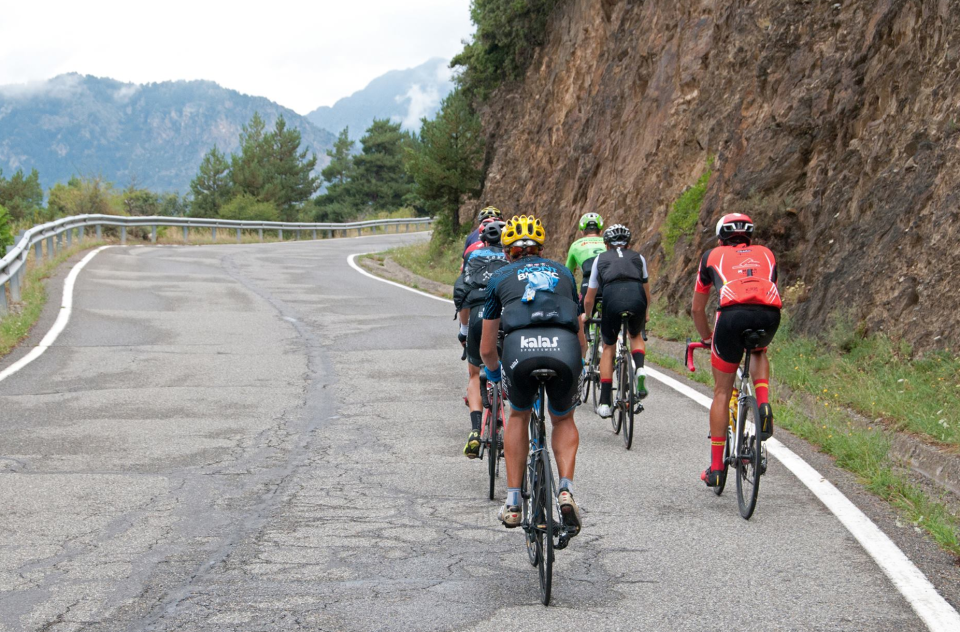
left=0, top=0, right=474, bottom=114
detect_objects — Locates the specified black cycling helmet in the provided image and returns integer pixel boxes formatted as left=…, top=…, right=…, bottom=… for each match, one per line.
left=480, top=219, right=505, bottom=245
left=603, top=224, right=631, bottom=246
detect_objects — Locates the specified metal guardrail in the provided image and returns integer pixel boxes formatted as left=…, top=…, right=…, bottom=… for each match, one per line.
left=0, top=214, right=433, bottom=315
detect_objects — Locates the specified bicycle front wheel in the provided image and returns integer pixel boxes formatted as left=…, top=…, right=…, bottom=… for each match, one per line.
left=533, top=449, right=554, bottom=606
left=610, top=351, right=623, bottom=434
left=488, top=384, right=504, bottom=500
left=735, top=395, right=762, bottom=519
left=621, top=336, right=636, bottom=449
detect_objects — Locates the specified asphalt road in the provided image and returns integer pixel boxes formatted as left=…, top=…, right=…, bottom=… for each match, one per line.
left=0, top=234, right=955, bottom=631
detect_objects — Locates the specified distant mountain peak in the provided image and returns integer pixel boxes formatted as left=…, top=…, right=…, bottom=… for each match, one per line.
left=0, top=74, right=335, bottom=192
left=306, top=58, right=455, bottom=139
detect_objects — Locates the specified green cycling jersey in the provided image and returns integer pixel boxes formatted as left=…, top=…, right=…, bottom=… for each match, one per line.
left=565, top=235, right=606, bottom=277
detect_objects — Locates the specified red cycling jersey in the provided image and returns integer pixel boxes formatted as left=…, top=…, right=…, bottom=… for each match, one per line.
left=694, top=244, right=782, bottom=309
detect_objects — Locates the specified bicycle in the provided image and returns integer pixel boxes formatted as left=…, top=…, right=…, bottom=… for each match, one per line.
left=480, top=377, right=505, bottom=500
left=685, top=330, right=768, bottom=519
left=521, top=369, right=576, bottom=606
left=580, top=316, right=602, bottom=410
left=610, top=314, right=646, bottom=449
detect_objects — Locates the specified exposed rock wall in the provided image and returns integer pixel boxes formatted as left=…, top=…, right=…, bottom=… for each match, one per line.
left=464, top=0, right=960, bottom=351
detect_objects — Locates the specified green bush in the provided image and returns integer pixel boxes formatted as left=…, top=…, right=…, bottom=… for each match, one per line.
left=218, top=194, right=280, bottom=222
left=662, top=159, right=713, bottom=258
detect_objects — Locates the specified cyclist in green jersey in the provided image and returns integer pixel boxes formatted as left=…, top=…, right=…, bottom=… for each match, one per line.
left=565, top=213, right=607, bottom=303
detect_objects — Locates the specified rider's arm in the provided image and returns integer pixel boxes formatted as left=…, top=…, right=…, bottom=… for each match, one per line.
left=582, top=286, right=598, bottom=324
left=692, top=292, right=711, bottom=341
left=565, top=246, right=578, bottom=274
left=480, top=319, right=500, bottom=368
left=643, top=282, right=652, bottom=320
left=459, top=307, right=470, bottom=326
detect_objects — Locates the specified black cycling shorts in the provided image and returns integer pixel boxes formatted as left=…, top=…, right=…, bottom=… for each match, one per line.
left=600, top=282, right=647, bottom=346
left=466, top=304, right=484, bottom=367
left=502, top=326, right=582, bottom=415
left=712, top=305, right=781, bottom=373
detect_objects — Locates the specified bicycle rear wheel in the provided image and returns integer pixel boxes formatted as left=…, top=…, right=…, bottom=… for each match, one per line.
left=533, top=449, right=554, bottom=606
left=735, top=395, right=762, bottom=519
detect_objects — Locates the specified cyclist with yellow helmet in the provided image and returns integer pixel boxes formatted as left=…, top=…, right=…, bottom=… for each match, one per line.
left=480, top=215, right=587, bottom=535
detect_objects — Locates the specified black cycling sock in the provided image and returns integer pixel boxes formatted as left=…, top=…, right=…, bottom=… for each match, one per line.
left=600, top=380, right=612, bottom=406
left=632, top=350, right=645, bottom=368
left=470, top=411, right=482, bottom=431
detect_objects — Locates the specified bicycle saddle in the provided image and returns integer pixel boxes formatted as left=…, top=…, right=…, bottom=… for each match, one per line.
left=741, top=329, right=766, bottom=349
left=531, top=369, right=558, bottom=380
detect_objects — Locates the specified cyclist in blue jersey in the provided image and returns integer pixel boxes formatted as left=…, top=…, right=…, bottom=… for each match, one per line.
left=481, top=215, right=587, bottom=536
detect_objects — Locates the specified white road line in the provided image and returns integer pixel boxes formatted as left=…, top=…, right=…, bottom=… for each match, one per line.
left=351, top=253, right=960, bottom=631
left=347, top=252, right=451, bottom=303
left=0, top=246, right=111, bottom=384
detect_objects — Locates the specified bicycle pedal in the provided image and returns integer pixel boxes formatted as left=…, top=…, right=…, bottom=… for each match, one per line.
left=633, top=402, right=644, bottom=414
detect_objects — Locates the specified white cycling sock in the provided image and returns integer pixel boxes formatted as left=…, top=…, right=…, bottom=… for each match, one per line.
left=506, top=488, right=521, bottom=506
left=559, top=478, right=574, bottom=495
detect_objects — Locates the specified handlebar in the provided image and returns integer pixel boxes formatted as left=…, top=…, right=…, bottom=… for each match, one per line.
left=684, top=338, right=710, bottom=372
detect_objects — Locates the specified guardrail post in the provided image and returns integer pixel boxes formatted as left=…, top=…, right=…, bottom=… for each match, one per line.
left=57, top=231, right=64, bottom=250
left=66, top=228, right=73, bottom=247
left=96, top=225, right=102, bottom=241
left=0, top=280, right=7, bottom=315
left=34, top=241, right=42, bottom=260
left=278, top=228, right=283, bottom=240
left=151, top=226, right=157, bottom=244
left=258, top=228, right=263, bottom=242
left=5, top=246, right=20, bottom=303
left=183, top=226, right=189, bottom=242
left=236, top=228, right=241, bottom=243
left=120, top=227, right=127, bottom=245
left=79, top=226, right=85, bottom=241
left=312, top=229, right=317, bottom=240
left=296, top=229, right=301, bottom=241
left=212, top=227, right=217, bottom=241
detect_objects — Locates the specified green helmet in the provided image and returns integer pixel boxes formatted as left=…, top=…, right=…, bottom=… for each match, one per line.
left=579, top=212, right=604, bottom=232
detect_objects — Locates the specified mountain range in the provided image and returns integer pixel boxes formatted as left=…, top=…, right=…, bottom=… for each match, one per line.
left=307, top=58, right=454, bottom=140
left=0, top=59, right=456, bottom=193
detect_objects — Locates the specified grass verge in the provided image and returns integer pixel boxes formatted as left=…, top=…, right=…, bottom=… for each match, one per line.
left=377, top=239, right=463, bottom=287
left=777, top=400, right=960, bottom=556
left=0, top=241, right=107, bottom=359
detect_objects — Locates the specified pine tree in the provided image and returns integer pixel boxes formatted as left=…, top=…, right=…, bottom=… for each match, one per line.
left=405, top=89, right=485, bottom=234
left=348, top=119, right=415, bottom=211
left=262, top=116, right=319, bottom=221
left=230, top=112, right=269, bottom=200
left=322, top=127, right=355, bottom=187
left=0, top=168, right=44, bottom=221
left=190, top=146, right=232, bottom=218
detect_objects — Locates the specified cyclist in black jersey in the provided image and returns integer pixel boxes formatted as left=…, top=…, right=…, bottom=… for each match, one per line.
left=453, top=221, right=508, bottom=458
left=581, top=225, right=652, bottom=417
left=481, top=215, right=587, bottom=535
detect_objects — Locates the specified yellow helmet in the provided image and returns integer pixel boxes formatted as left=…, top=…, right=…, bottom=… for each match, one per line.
left=478, top=206, right=502, bottom=221
left=502, top=215, right=546, bottom=247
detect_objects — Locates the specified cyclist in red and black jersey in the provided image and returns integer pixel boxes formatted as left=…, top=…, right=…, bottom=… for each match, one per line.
left=692, top=214, right=781, bottom=487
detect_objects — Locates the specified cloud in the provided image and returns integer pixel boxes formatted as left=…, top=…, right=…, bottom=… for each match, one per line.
left=396, top=83, right=442, bottom=131
left=0, top=73, right=83, bottom=100
left=113, top=84, right=140, bottom=103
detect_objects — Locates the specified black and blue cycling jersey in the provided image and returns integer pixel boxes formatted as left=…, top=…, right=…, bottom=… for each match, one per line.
left=483, top=256, right=581, bottom=334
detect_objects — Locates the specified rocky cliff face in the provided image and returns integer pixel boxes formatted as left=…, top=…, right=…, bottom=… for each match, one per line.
left=464, top=0, right=959, bottom=351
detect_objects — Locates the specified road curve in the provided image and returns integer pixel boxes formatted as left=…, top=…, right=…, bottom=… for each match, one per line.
left=0, top=234, right=953, bottom=631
